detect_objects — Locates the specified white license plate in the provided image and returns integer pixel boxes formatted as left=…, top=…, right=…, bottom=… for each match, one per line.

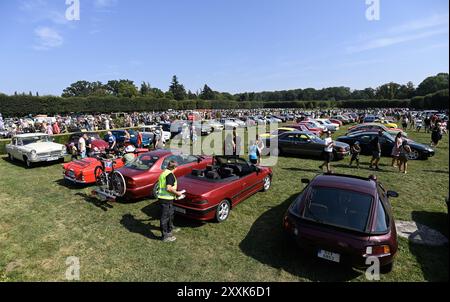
left=47, top=157, right=59, bottom=161
left=174, top=207, right=186, bottom=214
left=318, top=250, right=340, bottom=263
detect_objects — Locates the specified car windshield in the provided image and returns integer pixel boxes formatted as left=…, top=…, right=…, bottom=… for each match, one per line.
left=125, top=154, right=159, bottom=171
left=304, top=187, right=373, bottom=233
left=21, top=136, right=50, bottom=145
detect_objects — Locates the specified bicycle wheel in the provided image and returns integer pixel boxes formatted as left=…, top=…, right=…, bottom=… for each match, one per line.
left=111, top=171, right=127, bottom=197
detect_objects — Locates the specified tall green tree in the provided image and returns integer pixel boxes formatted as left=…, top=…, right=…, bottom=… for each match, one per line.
left=169, top=75, right=187, bottom=100
left=199, top=84, right=216, bottom=100
left=417, top=73, right=449, bottom=96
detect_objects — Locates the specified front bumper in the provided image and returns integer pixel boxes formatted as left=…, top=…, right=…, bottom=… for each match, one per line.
left=64, top=175, right=87, bottom=184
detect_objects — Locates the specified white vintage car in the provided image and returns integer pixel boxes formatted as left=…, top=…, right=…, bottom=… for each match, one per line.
left=6, top=133, right=67, bottom=167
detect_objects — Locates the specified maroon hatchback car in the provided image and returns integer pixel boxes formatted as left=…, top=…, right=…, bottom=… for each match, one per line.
left=283, top=173, right=399, bottom=273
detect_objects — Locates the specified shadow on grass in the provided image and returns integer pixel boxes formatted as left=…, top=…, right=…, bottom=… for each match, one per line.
left=239, top=193, right=360, bottom=281
left=75, top=192, right=113, bottom=211
left=120, top=214, right=161, bottom=240
left=1, top=156, right=64, bottom=169
left=54, top=179, right=89, bottom=190
left=140, top=202, right=205, bottom=229
left=422, top=169, right=449, bottom=174
left=408, top=211, right=449, bottom=281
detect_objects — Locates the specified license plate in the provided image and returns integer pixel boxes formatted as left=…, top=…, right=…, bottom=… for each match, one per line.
left=318, top=250, right=340, bottom=263
left=174, top=207, right=186, bottom=214
left=47, top=157, right=59, bottom=161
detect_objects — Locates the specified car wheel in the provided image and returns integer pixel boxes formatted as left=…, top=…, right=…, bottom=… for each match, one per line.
left=24, top=156, right=33, bottom=168
left=380, top=262, right=394, bottom=274
left=152, top=182, right=160, bottom=198
left=215, top=200, right=231, bottom=223
left=94, top=166, right=106, bottom=186
left=407, top=149, right=420, bottom=160
left=261, top=176, right=271, bottom=192
left=111, top=171, right=126, bottom=197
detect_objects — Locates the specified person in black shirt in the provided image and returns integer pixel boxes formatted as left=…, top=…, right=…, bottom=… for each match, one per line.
left=369, top=131, right=383, bottom=170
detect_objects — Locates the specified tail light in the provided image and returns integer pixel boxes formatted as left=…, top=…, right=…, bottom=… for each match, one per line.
left=365, top=245, right=391, bottom=256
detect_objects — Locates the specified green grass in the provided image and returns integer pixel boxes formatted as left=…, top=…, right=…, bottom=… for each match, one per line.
left=0, top=126, right=448, bottom=281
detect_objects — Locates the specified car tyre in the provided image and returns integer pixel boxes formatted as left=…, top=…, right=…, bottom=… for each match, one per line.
left=407, top=149, right=420, bottom=160
left=152, top=182, right=160, bottom=199
left=215, top=200, right=231, bottom=223
left=94, top=166, right=106, bottom=186
left=24, top=156, right=33, bottom=168
left=380, top=262, right=394, bottom=274
left=261, top=176, right=271, bottom=192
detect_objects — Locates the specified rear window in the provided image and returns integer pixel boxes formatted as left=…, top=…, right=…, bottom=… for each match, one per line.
left=303, top=187, right=373, bottom=232
left=373, top=198, right=389, bottom=233
left=125, top=154, right=159, bottom=171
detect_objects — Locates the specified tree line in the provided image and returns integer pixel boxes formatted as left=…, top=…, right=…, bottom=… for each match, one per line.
left=0, top=73, right=448, bottom=116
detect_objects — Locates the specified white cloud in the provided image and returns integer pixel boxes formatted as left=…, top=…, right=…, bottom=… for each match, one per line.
left=33, top=26, right=63, bottom=50
left=347, top=14, right=449, bottom=53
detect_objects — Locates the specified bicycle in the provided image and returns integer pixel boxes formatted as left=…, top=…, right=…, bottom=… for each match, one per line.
left=93, top=155, right=126, bottom=201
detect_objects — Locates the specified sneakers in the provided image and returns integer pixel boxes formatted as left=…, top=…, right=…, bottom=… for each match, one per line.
left=162, top=236, right=176, bottom=242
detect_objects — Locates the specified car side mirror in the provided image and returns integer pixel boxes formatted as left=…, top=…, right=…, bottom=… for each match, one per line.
left=387, top=191, right=399, bottom=198
left=301, top=178, right=310, bottom=185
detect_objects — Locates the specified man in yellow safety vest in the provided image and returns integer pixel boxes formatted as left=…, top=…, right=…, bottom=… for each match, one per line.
left=157, top=160, right=184, bottom=242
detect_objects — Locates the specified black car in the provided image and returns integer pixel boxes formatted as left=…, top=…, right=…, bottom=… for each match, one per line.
left=264, top=130, right=350, bottom=160
left=336, top=131, right=435, bottom=160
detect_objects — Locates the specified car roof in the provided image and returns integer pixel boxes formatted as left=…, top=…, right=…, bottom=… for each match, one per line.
left=281, top=130, right=312, bottom=135
left=13, top=133, right=48, bottom=138
left=311, top=174, right=377, bottom=196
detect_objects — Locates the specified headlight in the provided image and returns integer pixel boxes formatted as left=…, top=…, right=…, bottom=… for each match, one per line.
left=30, top=150, right=37, bottom=158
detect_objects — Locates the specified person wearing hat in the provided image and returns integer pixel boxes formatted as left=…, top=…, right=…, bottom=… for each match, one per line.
left=319, top=130, right=334, bottom=173
left=123, top=145, right=136, bottom=164
left=158, top=160, right=184, bottom=242
left=349, top=141, right=361, bottom=168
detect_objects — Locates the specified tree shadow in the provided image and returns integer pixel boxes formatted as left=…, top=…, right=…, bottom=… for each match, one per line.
left=75, top=192, right=113, bottom=212
left=239, top=193, right=361, bottom=281
left=408, top=211, right=449, bottom=281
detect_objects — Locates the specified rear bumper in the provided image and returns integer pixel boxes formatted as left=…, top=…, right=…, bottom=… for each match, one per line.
left=64, top=175, right=88, bottom=184
left=172, top=202, right=217, bottom=221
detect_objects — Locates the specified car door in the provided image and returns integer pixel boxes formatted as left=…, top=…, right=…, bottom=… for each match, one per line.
left=278, top=133, right=296, bottom=154
left=357, top=134, right=374, bottom=155
left=233, top=159, right=261, bottom=203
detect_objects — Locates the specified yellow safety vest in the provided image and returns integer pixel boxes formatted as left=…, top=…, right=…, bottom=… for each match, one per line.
left=158, top=169, right=177, bottom=200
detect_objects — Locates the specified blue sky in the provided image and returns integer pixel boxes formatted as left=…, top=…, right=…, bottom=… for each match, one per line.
left=0, top=0, right=448, bottom=95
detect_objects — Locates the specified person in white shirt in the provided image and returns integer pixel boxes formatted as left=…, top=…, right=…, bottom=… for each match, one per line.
left=78, top=134, right=87, bottom=159
left=319, top=131, right=334, bottom=173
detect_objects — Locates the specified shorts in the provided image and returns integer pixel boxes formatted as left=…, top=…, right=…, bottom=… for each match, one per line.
left=249, top=158, right=258, bottom=164
left=351, top=153, right=359, bottom=161
left=372, top=151, right=381, bottom=159
left=399, top=154, right=408, bottom=162
left=323, top=152, right=334, bottom=163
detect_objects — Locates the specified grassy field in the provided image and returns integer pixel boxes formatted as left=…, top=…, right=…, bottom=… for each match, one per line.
left=0, top=125, right=448, bottom=282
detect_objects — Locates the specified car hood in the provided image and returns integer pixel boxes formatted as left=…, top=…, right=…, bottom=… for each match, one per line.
left=334, top=141, right=350, bottom=149
left=408, top=141, right=433, bottom=151
left=23, top=142, right=65, bottom=153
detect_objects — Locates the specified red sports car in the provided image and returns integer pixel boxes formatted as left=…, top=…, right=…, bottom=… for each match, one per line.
left=296, top=122, right=324, bottom=136
left=173, top=156, right=273, bottom=222
left=289, top=124, right=322, bottom=136
left=62, top=148, right=148, bottom=184
left=109, top=150, right=213, bottom=200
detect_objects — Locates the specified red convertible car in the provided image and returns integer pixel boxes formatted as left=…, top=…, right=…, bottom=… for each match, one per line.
left=110, top=150, right=213, bottom=200
left=62, top=148, right=148, bottom=184
left=173, top=156, right=273, bottom=222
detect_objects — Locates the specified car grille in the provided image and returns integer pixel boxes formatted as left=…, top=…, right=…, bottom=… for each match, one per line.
left=39, top=151, right=62, bottom=157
